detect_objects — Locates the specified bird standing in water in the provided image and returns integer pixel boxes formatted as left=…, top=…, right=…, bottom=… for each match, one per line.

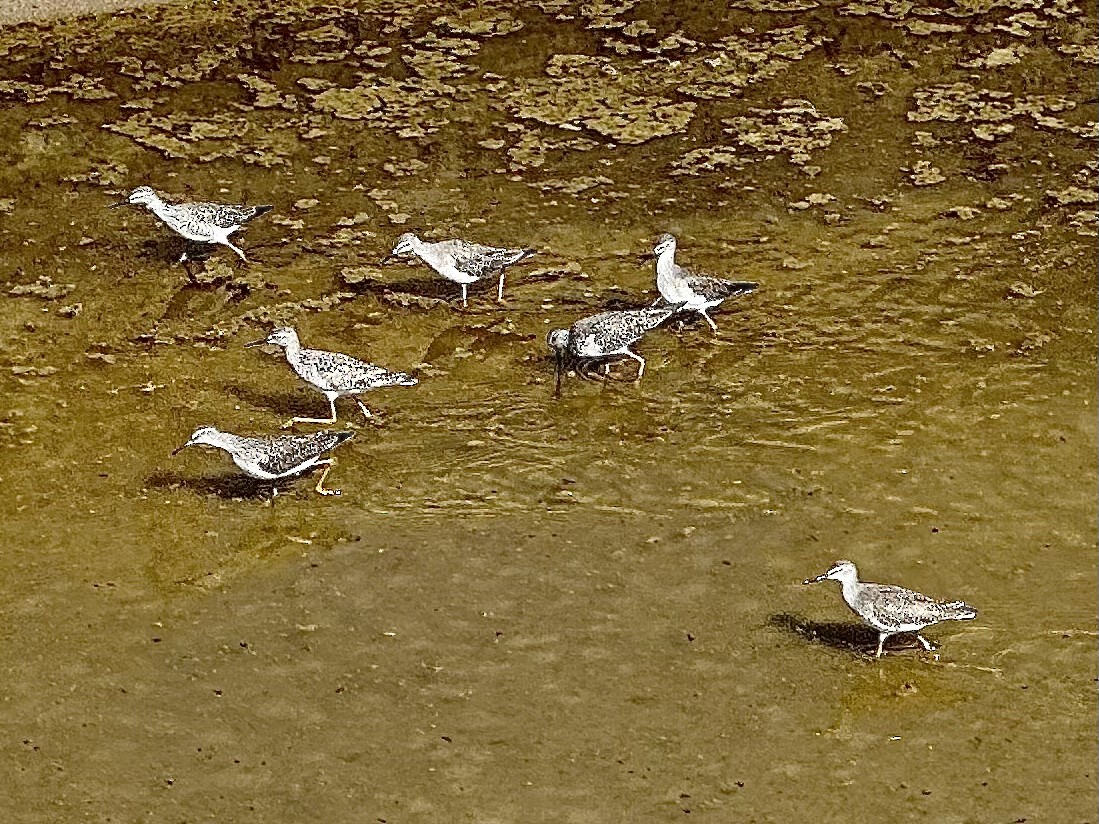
left=111, top=185, right=272, bottom=262
left=383, top=232, right=536, bottom=306
left=172, top=426, right=353, bottom=497
left=803, top=559, right=978, bottom=658
left=246, top=327, right=417, bottom=428
left=650, top=233, right=757, bottom=331
left=547, top=305, right=677, bottom=390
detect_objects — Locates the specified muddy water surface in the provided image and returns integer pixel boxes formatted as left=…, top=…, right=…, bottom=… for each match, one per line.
left=0, top=1, right=1096, bottom=821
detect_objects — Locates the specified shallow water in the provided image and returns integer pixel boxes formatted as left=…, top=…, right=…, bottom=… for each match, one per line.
left=1, top=1, right=1096, bottom=821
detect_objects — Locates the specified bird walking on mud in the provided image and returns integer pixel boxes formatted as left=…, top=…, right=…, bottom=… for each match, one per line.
left=382, top=232, right=536, bottom=306
left=650, top=233, right=757, bottom=331
left=172, top=426, right=352, bottom=496
left=111, top=185, right=272, bottom=262
left=246, top=327, right=417, bottom=428
left=547, top=304, right=677, bottom=390
left=803, top=559, right=978, bottom=658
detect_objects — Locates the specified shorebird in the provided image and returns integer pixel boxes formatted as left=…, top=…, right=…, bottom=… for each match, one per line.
left=651, top=233, right=757, bottom=331
left=803, top=559, right=978, bottom=658
left=111, top=186, right=272, bottom=262
left=172, top=426, right=353, bottom=496
left=546, top=305, right=677, bottom=390
left=246, top=327, right=417, bottom=428
left=382, top=232, right=536, bottom=306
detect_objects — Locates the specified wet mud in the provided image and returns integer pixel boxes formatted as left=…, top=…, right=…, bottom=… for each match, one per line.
left=0, top=1, right=1096, bottom=821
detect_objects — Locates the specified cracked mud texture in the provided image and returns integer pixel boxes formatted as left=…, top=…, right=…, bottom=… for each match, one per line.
left=0, top=0, right=1095, bottom=822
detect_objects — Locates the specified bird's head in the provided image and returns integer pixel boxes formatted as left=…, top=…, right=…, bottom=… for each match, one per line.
left=246, top=327, right=299, bottom=350
left=803, top=559, right=858, bottom=586
left=653, top=233, right=677, bottom=257
left=172, top=425, right=221, bottom=455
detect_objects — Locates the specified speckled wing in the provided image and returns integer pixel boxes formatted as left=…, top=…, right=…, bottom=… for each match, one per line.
left=570, top=307, right=675, bottom=356
left=186, top=202, right=273, bottom=229
left=855, top=584, right=972, bottom=631
left=297, top=349, right=412, bottom=392
left=252, top=431, right=353, bottom=476
left=683, top=275, right=758, bottom=302
left=446, top=241, right=529, bottom=278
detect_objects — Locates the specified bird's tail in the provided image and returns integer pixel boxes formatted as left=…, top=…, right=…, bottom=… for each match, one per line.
left=392, top=372, right=418, bottom=387
left=726, top=280, right=759, bottom=296
left=641, top=302, right=683, bottom=328
left=249, top=205, right=274, bottom=220
left=945, top=601, right=978, bottom=620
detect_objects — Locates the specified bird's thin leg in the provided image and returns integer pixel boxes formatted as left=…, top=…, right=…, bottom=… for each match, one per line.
left=461, top=284, right=468, bottom=307
left=355, top=399, right=373, bottom=420
left=313, top=460, right=341, bottom=496
left=282, top=397, right=338, bottom=429
left=624, top=349, right=647, bottom=379
left=497, top=270, right=506, bottom=302
left=916, top=634, right=935, bottom=651
left=876, top=633, right=887, bottom=658
left=700, top=309, right=719, bottom=332
left=224, top=239, right=248, bottom=262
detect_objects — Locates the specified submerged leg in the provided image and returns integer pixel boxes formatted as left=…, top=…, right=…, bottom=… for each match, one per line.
left=699, top=309, right=719, bottom=332
left=623, top=349, right=647, bottom=379
left=497, top=270, right=506, bottom=301
left=312, top=460, right=341, bottom=496
left=282, top=396, right=338, bottom=429
left=916, top=634, right=936, bottom=651
left=355, top=398, right=373, bottom=420
left=876, top=633, right=888, bottom=658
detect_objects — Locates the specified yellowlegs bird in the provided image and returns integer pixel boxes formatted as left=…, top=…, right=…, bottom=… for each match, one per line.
left=547, top=305, right=677, bottom=389
left=172, top=426, right=352, bottom=496
left=651, top=233, right=757, bottom=331
left=111, top=186, right=272, bottom=262
left=382, top=232, right=536, bottom=306
left=803, top=559, right=978, bottom=658
left=246, top=327, right=417, bottom=428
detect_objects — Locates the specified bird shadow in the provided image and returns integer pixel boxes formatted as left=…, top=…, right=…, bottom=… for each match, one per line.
left=768, top=612, right=923, bottom=657
left=224, top=384, right=328, bottom=419
left=346, top=271, right=462, bottom=301
left=145, top=469, right=278, bottom=501
left=136, top=237, right=218, bottom=268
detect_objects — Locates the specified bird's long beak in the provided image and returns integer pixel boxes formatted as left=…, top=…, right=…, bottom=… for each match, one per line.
left=108, top=200, right=129, bottom=209
left=803, top=572, right=829, bottom=585
left=553, top=351, right=564, bottom=397
left=379, top=253, right=396, bottom=265
left=171, top=442, right=192, bottom=456
left=244, top=337, right=269, bottom=348
left=636, top=252, right=652, bottom=264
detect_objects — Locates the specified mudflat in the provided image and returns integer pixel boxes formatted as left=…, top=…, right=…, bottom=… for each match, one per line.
left=0, top=0, right=175, bottom=25
left=1, top=1, right=1095, bottom=822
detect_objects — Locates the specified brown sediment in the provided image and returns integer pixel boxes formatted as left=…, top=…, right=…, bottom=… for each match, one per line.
left=0, top=0, right=1095, bottom=821
left=0, top=0, right=177, bottom=25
